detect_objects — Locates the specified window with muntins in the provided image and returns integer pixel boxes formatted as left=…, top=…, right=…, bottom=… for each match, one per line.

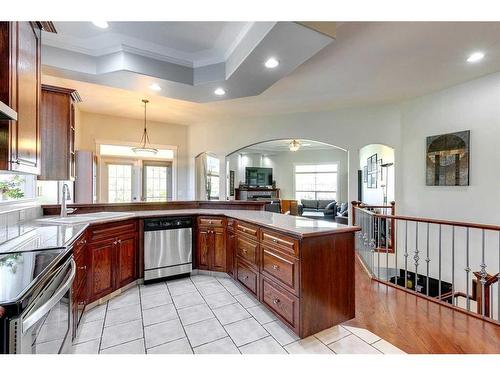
left=294, top=163, right=338, bottom=201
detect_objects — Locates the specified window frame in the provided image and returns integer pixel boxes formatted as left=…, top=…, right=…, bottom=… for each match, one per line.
left=206, top=155, right=220, bottom=200
left=293, top=162, right=340, bottom=202
left=103, top=159, right=135, bottom=203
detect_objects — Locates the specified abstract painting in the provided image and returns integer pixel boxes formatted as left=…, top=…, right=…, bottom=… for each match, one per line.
left=426, top=130, right=470, bottom=186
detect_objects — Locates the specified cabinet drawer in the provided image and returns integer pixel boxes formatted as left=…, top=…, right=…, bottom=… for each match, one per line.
left=236, top=236, right=258, bottom=267
left=88, top=220, right=137, bottom=242
left=262, top=246, right=299, bottom=295
left=261, top=229, right=299, bottom=257
left=236, top=221, right=259, bottom=240
left=198, top=217, right=224, bottom=227
left=261, top=276, right=299, bottom=331
left=236, top=259, right=259, bottom=297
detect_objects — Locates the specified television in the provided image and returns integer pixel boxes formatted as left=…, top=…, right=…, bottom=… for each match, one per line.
left=245, top=167, right=273, bottom=187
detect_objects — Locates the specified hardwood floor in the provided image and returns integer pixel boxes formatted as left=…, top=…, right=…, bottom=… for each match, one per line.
left=347, top=257, right=500, bottom=354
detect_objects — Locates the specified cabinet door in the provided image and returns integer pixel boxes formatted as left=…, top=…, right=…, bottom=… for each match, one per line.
left=10, top=22, right=41, bottom=174
left=87, top=239, right=115, bottom=302
left=226, top=230, right=235, bottom=277
left=115, top=233, right=137, bottom=288
left=197, top=227, right=210, bottom=270
left=212, top=227, right=226, bottom=272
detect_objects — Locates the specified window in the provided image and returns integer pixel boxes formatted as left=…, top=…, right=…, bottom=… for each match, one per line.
left=0, top=174, right=36, bottom=203
left=206, top=155, right=220, bottom=200
left=107, top=164, right=132, bottom=203
left=143, top=162, right=171, bottom=202
left=295, top=163, right=338, bottom=201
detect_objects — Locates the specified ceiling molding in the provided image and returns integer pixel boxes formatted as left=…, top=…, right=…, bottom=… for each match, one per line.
left=296, top=22, right=336, bottom=39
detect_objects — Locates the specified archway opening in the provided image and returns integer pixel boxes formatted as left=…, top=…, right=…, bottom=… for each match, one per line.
left=359, top=144, right=395, bottom=206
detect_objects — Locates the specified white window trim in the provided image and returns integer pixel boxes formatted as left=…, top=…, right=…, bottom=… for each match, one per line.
left=293, top=161, right=341, bottom=202
left=95, top=139, right=178, bottom=201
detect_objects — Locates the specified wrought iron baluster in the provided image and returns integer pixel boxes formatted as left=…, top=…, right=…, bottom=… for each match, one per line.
left=438, top=224, right=442, bottom=300
left=414, top=222, right=419, bottom=293
left=426, top=223, right=430, bottom=297
left=480, top=229, right=486, bottom=318
left=465, top=228, right=470, bottom=311
left=451, top=226, right=455, bottom=306
left=404, top=220, right=408, bottom=289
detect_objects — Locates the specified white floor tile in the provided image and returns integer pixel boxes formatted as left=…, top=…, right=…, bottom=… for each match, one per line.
left=144, top=319, right=185, bottom=349
left=172, top=291, right=205, bottom=309
left=372, top=339, right=406, bottom=354
left=104, top=303, right=141, bottom=327
left=233, top=292, right=260, bottom=308
left=239, top=336, right=286, bottom=354
left=263, top=320, right=299, bottom=346
left=225, top=318, right=269, bottom=347
left=70, top=339, right=100, bottom=354
left=184, top=318, right=227, bottom=347
left=329, top=335, right=382, bottom=354
left=178, top=304, right=214, bottom=326
left=247, top=304, right=277, bottom=325
left=190, top=275, right=217, bottom=284
left=80, top=304, right=106, bottom=324
left=100, top=339, right=146, bottom=354
left=193, top=337, right=240, bottom=354
left=147, top=338, right=193, bottom=354
left=212, top=303, right=250, bottom=325
left=314, top=325, right=351, bottom=345
left=142, top=303, right=178, bottom=326
left=284, top=336, right=334, bottom=354
left=168, top=282, right=197, bottom=296
left=342, top=325, right=381, bottom=344
left=100, top=320, right=143, bottom=349
left=196, top=281, right=227, bottom=296
left=204, top=291, right=237, bottom=309
left=108, top=288, right=140, bottom=311
left=73, top=319, right=104, bottom=344
left=140, top=282, right=169, bottom=297
left=141, top=292, right=173, bottom=310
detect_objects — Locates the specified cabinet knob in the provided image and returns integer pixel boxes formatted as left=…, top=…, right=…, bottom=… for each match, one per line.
left=272, top=239, right=278, bottom=243
left=118, top=239, right=122, bottom=243
left=242, top=276, right=248, bottom=280
left=272, top=298, right=280, bottom=305
left=272, top=264, right=279, bottom=270
left=78, top=266, right=86, bottom=271
left=242, top=249, right=248, bottom=253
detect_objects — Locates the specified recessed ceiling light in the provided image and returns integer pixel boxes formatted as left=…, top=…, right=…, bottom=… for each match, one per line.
left=264, top=57, right=280, bottom=69
left=214, top=88, right=226, bottom=96
left=148, top=83, right=161, bottom=92
left=92, top=21, right=109, bottom=29
left=466, top=51, right=485, bottom=63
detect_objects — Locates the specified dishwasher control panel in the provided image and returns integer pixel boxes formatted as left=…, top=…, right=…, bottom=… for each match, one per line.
left=143, top=217, right=193, bottom=231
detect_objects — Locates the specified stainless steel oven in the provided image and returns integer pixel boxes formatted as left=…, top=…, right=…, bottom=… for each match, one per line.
left=7, top=255, right=75, bottom=354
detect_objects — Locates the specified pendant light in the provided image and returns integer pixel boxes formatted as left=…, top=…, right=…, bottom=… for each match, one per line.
left=289, top=139, right=301, bottom=152
left=132, top=99, right=158, bottom=156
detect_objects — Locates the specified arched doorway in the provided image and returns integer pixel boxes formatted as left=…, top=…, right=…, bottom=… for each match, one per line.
left=359, top=144, right=395, bottom=205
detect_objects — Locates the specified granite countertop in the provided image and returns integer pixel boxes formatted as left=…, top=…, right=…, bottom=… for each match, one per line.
left=0, top=209, right=359, bottom=254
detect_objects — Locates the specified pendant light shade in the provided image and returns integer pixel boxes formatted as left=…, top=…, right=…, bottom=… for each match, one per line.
left=289, top=139, right=301, bottom=152
left=132, top=99, right=158, bottom=155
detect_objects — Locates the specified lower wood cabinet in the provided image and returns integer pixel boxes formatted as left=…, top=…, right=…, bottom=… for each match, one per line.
left=85, top=220, right=138, bottom=304
left=226, top=223, right=236, bottom=277
left=71, top=234, right=87, bottom=339
left=196, top=217, right=226, bottom=272
left=235, top=257, right=259, bottom=297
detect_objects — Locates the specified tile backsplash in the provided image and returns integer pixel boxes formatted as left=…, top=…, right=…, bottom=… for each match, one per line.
left=0, top=204, right=42, bottom=244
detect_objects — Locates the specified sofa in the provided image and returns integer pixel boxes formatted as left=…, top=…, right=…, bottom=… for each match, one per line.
left=334, top=202, right=349, bottom=224
left=298, top=199, right=337, bottom=219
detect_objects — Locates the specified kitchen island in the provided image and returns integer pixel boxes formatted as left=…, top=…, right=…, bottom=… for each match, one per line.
left=2, top=202, right=360, bottom=340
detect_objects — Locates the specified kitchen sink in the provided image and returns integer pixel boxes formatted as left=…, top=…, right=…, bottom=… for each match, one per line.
left=37, top=212, right=135, bottom=225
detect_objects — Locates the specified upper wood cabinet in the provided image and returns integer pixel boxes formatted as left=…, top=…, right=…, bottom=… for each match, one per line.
left=0, top=22, right=42, bottom=174
left=39, top=84, right=81, bottom=180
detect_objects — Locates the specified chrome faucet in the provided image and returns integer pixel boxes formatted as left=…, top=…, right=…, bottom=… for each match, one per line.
left=60, top=183, right=75, bottom=217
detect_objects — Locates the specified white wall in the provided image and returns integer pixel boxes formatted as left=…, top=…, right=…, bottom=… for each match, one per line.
left=227, top=148, right=348, bottom=202
left=400, top=71, right=500, bottom=225
left=359, top=144, right=395, bottom=205
left=187, top=104, right=402, bottom=210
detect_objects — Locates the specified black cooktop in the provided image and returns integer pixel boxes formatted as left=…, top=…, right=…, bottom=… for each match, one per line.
left=0, top=248, right=67, bottom=308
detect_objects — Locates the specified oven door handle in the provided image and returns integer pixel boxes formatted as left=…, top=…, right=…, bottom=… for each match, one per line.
left=22, top=258, right=76, bottom=334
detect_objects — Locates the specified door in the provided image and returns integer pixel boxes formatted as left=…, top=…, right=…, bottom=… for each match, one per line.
left=115, top=233, right=137, bottom=288
left=197, top=227, right=210, bottom=270
left=226, top=230, right=235, bottom=277
left=10, top=22, right=41, bottom=174
left=212, top=227, right=226, bottom=272
left=142, top=160, right=172, bottom=201
left=88, top=239, right=115, bottom=300
left=102, top=161, right=135, bottom=203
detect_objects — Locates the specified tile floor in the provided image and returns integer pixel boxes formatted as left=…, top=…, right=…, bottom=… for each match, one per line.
left=70, top=274, right=406, bottom=354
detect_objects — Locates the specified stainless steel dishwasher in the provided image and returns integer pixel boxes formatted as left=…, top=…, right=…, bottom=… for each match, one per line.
left=143, top=217, right=193, bottom=282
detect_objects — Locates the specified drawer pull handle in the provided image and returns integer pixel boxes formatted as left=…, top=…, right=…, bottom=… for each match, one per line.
left=78, top=266, right=86, bottom=271
left=272, top=298, right=280, bottom=305
left=272, top=238, right=278, bottom=243
left=271, top=264, right=279, bottom=270
left=242, top=276, right=249, bottom=280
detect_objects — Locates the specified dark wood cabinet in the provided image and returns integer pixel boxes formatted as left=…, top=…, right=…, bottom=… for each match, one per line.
left=86, top=220, right=138, bottom=304
left=226, top=220, right=236, bottom=277
left=39, top=84, right=80, bottom=180
left=196, top=216, right=226, bottom=272
left=71, top=234, right=87, bottom=339
left=0, top=22, right=42, bottom=174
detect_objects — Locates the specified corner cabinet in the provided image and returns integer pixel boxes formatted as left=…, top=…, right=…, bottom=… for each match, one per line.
left=86, top=220, right=138, bottom=303
left=39, top=85, right=81, bottom=180
left=0, top=22, right=42, bottom=174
